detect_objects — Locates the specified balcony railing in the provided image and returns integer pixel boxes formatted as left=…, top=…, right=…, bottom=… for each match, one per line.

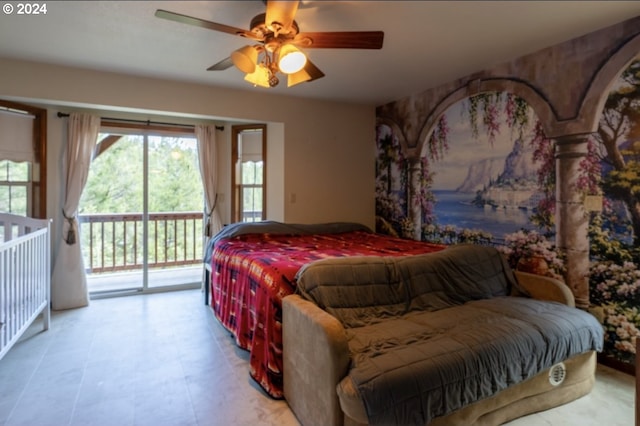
left=79, top=211, right=204, bottom=274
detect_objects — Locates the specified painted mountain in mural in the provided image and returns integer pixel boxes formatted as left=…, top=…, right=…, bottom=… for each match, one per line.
left=497, top=138, right=539, bottom=185
left=457, top=139, right=538, bottom=192
left=456, top=157, right=503, bottom=193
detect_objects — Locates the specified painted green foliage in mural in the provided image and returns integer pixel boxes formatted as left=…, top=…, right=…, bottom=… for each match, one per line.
left=375, top=126, right=408, bottom=236
left=594, top=59, right=640, bottom=246
left=589, top=59, right=640, bottom=365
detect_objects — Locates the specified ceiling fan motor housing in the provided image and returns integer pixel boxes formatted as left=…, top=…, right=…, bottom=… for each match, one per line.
left=250, top=13, right=299, bottom=39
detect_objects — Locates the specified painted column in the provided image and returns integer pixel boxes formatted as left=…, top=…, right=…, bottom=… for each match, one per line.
left=555, top=134, right=590, bottom=308
left=408, top=157, right=422, bottom=240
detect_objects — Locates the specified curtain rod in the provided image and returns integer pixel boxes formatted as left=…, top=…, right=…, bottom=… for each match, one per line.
left=56, top=112, right=224, bottom=131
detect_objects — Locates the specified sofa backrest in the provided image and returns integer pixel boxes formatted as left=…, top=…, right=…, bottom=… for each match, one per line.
left=399, top=244, right=516, bottom=312
left=295, top=244, right=517, bottom=327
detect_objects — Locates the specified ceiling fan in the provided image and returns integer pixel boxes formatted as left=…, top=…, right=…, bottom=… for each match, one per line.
left=155, top=1, right=384, bottom=88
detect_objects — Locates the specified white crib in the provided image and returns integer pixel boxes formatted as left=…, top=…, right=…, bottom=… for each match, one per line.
left=0, top=213, right=51, bottom=361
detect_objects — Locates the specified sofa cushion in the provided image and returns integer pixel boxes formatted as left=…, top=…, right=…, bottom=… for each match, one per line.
left=344, top=297, right=603, bottom=425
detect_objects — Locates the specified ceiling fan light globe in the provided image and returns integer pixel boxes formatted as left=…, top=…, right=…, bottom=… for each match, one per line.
left=279, top=51, right=306, bottom=74
left=277, top=44, right=307, bottom=74
left=231, top=45, right=258, bottom=74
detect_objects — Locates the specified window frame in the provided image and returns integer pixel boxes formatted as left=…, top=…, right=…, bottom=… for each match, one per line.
left=231, top=124, right=267, bottom=223
left=0, top=99, right=47, bottom=218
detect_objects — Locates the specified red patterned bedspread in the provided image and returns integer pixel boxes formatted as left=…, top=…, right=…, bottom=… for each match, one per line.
left=209, top=230, right=445, bottom=398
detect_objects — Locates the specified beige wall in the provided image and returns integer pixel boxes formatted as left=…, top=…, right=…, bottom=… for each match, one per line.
left=0, top=58, right=376, bottom=253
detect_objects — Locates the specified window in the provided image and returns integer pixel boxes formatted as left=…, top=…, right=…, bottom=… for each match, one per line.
left=0, top=99, right=47, bottom=218
left=0, top=160, right=31, bottom=215
left=240, top=160, right=264, bottom=222
left=232, top=124, right=266, bottom=223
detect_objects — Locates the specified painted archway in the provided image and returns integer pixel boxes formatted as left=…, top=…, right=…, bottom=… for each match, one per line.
left=376, top=91, right=559, bottom=258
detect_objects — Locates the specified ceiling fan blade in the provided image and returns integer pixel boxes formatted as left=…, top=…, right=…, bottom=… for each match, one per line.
left=207, top=57, right=234, bottom=71
left=294, top=31, right=384, bottom=49
left=288, top=59, right=325, bottom=87
left=265, top=0, right=300, bottom=34
left=155, top=9, right=263, bottom=41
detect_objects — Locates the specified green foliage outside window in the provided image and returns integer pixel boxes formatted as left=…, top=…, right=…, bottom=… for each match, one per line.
left=0, top=160, right=30, bottom=215
left=80, top=135, right=203, bottom=214
left=79, top=134, right=205, bottom=273
left=241, top=160, right=263, bottom=221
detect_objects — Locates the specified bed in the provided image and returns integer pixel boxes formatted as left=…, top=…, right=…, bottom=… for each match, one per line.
left=204, top=221, right=446, bottom=398
left=0, top=213, right=51, bottom=361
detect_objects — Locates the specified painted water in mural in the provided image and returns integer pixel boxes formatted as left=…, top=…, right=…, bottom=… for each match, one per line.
left=431, top=190, right=535, bottom=239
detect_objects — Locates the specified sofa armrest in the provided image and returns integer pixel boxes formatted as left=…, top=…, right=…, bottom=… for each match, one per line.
left=514, top=270, right=575, bottom=307
left=283, top=294, right=351, bottom=426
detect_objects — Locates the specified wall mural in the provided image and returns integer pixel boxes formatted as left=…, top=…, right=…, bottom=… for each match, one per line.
left=375, top=58, right=640, bottom=368
left=376, top=92, right=562, bottom=274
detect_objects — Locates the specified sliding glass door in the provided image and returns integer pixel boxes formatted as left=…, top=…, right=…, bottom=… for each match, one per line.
left=79, top=130, right=203, bottom=295
left=146, top=135, right=203, bottom=290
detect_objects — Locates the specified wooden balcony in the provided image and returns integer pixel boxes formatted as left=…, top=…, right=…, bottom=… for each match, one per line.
left=79, top=211, right=205, bottom=293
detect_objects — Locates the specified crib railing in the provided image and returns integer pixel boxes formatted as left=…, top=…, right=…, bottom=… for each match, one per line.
left=0, top=214, right=51, bottom=361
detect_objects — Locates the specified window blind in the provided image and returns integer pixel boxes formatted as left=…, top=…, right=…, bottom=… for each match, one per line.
left=0, top=109, right=35, bottom=163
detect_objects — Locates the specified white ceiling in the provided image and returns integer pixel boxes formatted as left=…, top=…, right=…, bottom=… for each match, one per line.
left=1, top=1, right=639, bottom=106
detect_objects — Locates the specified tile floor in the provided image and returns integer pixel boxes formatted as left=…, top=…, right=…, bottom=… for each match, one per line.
left=0, top=289, right=635, bottom=426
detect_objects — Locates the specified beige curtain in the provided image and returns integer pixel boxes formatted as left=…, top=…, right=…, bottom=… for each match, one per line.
left=195, top=124, right=223, bottom=238
left=51, top=112, right=100, bottom=310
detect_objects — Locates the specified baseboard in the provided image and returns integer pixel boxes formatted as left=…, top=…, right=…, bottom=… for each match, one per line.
left=597, top=353, right=635, bottom=376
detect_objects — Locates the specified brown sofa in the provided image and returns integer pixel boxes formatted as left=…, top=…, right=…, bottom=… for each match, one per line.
left=283, top=245, right=603, bottom=426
